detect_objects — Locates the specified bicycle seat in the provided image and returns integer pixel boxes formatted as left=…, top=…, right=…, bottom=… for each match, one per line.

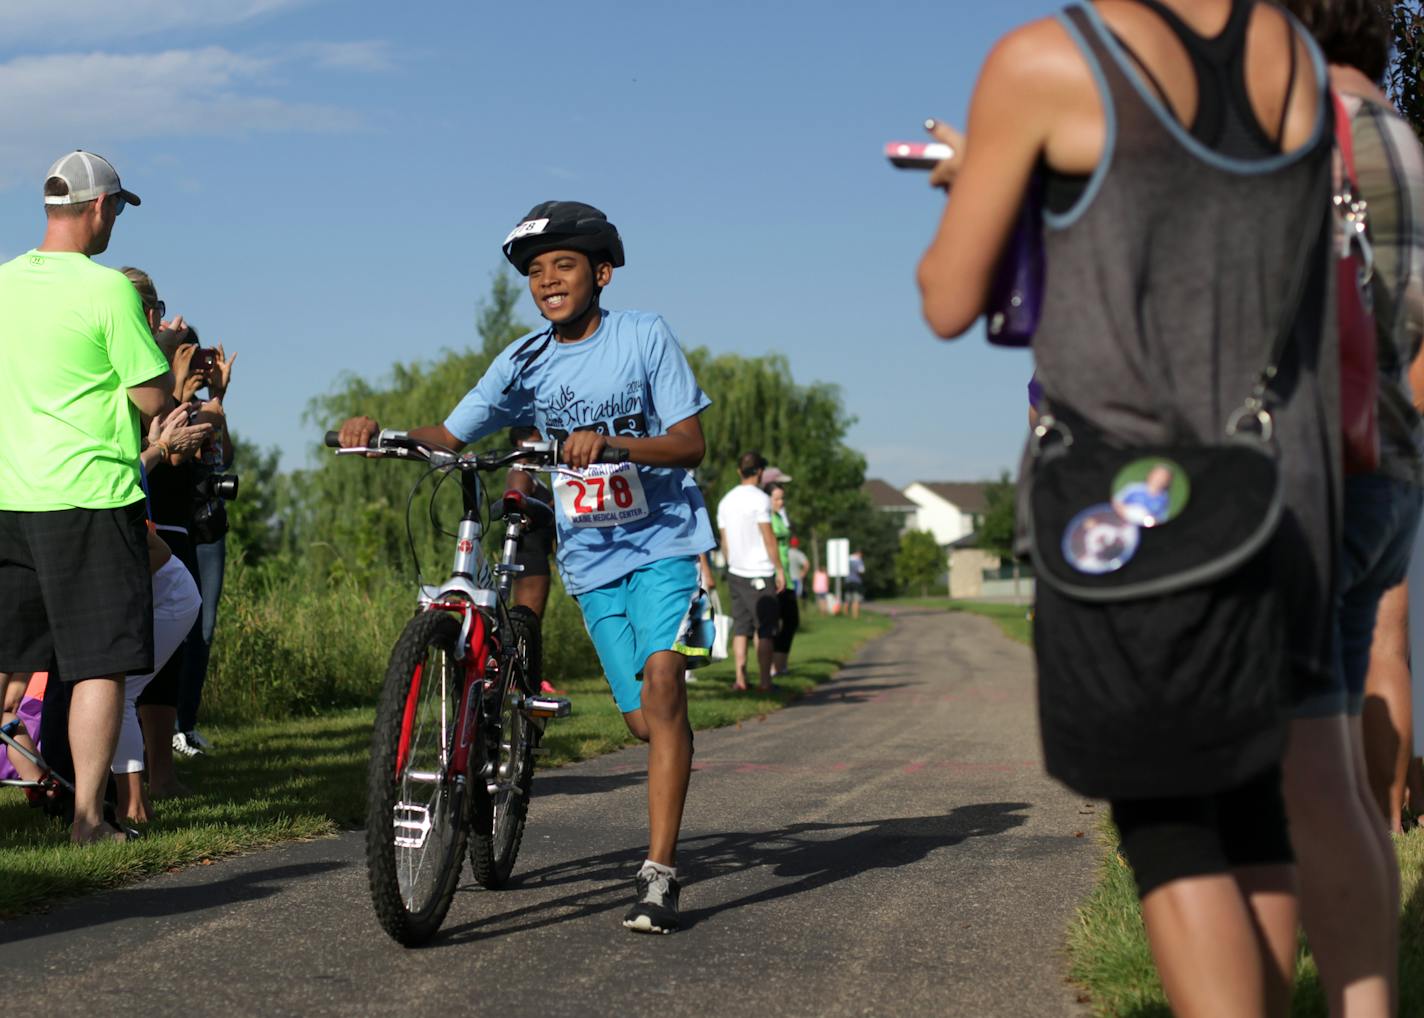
left=502, top=489, right=554, bottom=531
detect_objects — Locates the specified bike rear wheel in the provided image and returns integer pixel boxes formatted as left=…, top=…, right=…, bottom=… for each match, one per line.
left=470, top=605, right=542, bottom=888
left=366, top=610, right=474, bottom=945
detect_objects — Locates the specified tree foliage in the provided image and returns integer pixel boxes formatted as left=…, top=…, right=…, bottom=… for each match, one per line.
left=688, top=349, right=869, bottom=572
left=1392, top=2, right=1424, bottom=140
left=287, top=272, right=530, bottom=585
left=976, top=471, right=1017, bottom=560
left=895, top=529, right=944, bottom=597
left=224, top=433, right=285, bottom=565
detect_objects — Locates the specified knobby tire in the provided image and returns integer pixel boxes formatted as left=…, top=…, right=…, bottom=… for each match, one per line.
left=366, top=611, right=478, bottom=945
left=470, top=605, right=542, bottom=888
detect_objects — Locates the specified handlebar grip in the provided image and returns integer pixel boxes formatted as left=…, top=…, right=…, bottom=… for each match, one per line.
left=324, top=431, right=342, bottom=448
left=599, top=446, right=631, bottom=464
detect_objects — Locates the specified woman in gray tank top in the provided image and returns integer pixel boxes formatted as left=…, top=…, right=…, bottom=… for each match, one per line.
left=915, top=2, right=1335, bottom=1014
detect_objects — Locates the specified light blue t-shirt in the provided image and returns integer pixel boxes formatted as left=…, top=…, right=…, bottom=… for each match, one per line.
left=445, top=308, right=715, bottom=595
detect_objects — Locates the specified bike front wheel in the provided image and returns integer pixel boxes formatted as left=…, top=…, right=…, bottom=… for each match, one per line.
left=470, top=604, right=542, bottom=888
left=366, top=610, right=473, bottom=945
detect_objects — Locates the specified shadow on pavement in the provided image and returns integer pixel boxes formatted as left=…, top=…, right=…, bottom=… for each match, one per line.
left=827, top=659, right=900, bottom=672
left=0, top=859, right=351, bottom=945
left=795, top=681, right=912, bottom=705
left=532, top=770, right=650, bottom=797
left=434, top=802, right=1030, bottom=946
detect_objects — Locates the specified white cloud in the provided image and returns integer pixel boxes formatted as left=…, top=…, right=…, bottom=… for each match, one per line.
left=0, top=47, right=366, bottom=184
left=291, top=41, right=394, bottom=73
left=0, top=1, right=310, bottom=46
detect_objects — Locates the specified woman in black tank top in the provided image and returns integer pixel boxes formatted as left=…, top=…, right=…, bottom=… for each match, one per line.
left=914, top=3, right=1334, bottom=1014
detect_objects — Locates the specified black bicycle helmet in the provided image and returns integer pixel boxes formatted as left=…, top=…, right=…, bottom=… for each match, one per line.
left=502, top=200, right=625, bottom=275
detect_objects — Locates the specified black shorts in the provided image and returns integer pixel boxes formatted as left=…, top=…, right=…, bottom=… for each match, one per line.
left=512, top=478, right=554, bottom=579
left=728, top=573, right=779, bottom=638
left=0, top=502, right=154, bottom=681
left=1111, top=766, right=1293, bottom=899
left=514, top=520, right=553, bottom=578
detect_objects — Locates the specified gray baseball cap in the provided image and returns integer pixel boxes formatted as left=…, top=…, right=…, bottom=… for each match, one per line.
left=42, top=150, right=141, bottom=207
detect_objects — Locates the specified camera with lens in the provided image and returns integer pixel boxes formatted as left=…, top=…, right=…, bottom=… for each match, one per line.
left=191, top=472, right=240, bottom=544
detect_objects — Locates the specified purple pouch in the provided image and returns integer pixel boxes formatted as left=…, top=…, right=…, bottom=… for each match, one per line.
left=985, top=173, right=1045, bottom=347
left=0, top=693, right=41, bottom=783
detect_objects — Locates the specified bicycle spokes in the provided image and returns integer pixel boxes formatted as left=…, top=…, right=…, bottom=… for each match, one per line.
left=392, top=643, right=459, bottom=908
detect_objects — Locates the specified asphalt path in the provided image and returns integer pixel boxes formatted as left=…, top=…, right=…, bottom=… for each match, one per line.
left=3, top=608, right=1099, bottom=1017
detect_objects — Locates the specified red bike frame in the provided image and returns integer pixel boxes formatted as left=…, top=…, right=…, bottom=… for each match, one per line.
left=393, top=605, right=496, bottom=783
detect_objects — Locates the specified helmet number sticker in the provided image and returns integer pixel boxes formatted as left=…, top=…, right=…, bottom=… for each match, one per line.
left=554, top=462, right=649, bottom=528
left=504, top=218, right=550, bottom=245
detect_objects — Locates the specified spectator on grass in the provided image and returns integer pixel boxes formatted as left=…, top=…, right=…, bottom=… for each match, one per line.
left=133, top=321, right=228, bottom=781
left=788, top=536, right=810, bottom=600
left=1280, top=4, right=1424, bottom=1013
left=0, top=151, right=174, bottom=843
left=175, top=330, right=236, bottom=756
left=716, top=452, right=784, bottom=693
left=915, top=3, right=1333, bottom=1015
left=844, top=550, right=865, bottom=620
left=812, top=566, right=831, bottom=615
left=763, top=480, right=801, bottom=677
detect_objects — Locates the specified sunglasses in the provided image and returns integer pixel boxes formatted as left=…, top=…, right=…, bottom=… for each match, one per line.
left=152, top=299, right=166, bottom=319
left=110, top=193, right=126, bottom=217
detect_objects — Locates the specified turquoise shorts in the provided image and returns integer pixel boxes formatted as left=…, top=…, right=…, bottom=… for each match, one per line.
left=576, top=555, right=712, bottom=713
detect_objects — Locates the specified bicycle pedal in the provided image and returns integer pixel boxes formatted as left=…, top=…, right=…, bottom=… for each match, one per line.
left=522, top=696, right=571, bottom=719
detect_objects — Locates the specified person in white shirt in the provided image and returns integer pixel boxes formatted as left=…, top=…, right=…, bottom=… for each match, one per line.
left=716, top=452, right=785, bottom=691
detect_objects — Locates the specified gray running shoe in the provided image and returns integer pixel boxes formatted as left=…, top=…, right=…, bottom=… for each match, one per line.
left=623, top=865, right=680, bottom=934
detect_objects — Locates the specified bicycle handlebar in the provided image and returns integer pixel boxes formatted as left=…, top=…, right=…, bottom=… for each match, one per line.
left=323, top=429, right=629, bottom=469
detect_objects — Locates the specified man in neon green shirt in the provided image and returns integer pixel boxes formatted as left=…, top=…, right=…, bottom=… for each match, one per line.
left=0, top=151, right=174, bottom=843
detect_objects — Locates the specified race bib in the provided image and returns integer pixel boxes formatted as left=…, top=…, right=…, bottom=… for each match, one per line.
left=554, top=462, right=650, bottom=528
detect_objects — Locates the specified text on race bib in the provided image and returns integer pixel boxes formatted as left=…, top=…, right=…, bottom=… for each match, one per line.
left=503, top=218, right=550, bottom=244
left=554, top=462, right=650, bottom=528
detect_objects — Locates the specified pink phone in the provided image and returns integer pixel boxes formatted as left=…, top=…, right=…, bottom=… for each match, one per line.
left=885, top=141, right=955, bottom=170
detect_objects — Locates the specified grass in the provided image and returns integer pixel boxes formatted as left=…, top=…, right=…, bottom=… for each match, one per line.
left=0, top=610, right=891, bottom=918
left=1068, top=819, right=1424, bottom=1016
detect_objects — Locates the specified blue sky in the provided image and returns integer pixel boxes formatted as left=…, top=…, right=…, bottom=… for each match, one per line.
left=0, top=0, right=1060, bottom=487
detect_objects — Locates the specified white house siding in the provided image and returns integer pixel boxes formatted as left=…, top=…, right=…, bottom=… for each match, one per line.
left=903, top=483, right=975, bottom=546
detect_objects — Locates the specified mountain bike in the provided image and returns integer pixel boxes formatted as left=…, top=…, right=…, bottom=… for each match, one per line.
left=326, top=428, right=623, bottom=946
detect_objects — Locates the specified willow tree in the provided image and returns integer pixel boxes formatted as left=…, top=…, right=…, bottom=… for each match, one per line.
left=686, top=349, right=869, bottom=573
left=288, top=272, right=529, bottom=585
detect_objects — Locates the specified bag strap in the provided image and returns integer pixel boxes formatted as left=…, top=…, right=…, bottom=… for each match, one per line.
left=1228, top=133, right=1334, bottom=438
left=1334, top=91, right=1360, bottom=185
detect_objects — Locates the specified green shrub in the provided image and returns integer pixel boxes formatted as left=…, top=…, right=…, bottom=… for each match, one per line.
left=204, top=555, right=600, bottom=721
left=203, top=558, right=411, bottom=721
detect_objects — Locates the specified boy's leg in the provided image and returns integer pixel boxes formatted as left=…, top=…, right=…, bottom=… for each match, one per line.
left=640, top=650, right=692, bottom=866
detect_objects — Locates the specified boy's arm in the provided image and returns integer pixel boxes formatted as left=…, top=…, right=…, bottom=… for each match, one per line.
left=561, top=414, right=704, bottom=470
left=334, top=416, right=466, bottom=451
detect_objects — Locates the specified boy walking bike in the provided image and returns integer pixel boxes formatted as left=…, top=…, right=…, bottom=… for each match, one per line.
left=337, top=201, right=714, bottom=933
